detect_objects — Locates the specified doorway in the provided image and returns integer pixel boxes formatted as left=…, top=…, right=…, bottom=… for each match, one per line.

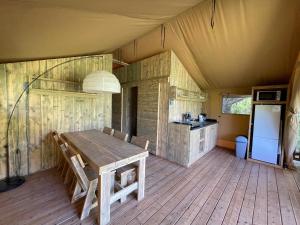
left=128, top=86, right=138, bottom=137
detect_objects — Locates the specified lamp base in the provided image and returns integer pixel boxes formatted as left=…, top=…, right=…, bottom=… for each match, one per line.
left=0, top=176, right=25, bottom=192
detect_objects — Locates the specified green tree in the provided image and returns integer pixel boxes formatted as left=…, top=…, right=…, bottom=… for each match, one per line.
left=230, top=97, right=251, bottom=114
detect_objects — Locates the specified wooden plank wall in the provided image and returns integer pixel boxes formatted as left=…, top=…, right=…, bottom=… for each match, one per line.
left=114, top=52, right=170, bottom=154
left=113, top=51, right=204, bottom=157
left=137, top=80, right=160, bottom=153
left=0, top=55, right=113, bottom=179
left=0, top=65, right=8, bottom=178
left=169, top=52, right=203, bottom=122
left=157, top=79, right=169, bottom=158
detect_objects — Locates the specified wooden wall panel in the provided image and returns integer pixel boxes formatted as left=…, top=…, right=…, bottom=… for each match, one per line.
left=141, top=51, right=170, bottom=79
left=0, top=54, right=113, bottom=179
left=169, top=52, right=204, bottom=121
left=113, top=50, right=205, bottom=156
left=28, top=94, right=42, bottom=174
left=170, top=51, right=200, bottom=92
left=0, top=64, right=8, bottom=178
left=169, top=100, right=203, bottom=122
left=157, top=79, right=169, bottom=157
left=5, top=62, right=29, bottom=177
left=137, top=81, right=159, bottom=154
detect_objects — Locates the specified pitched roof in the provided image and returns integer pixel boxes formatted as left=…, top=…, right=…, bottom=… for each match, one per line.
left=1, top=0, right=299, bottom=88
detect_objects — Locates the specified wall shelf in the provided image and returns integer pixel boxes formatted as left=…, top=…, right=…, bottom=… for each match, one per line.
left=252, top=100, right=287, bottom=105
left=31, top=77, right=82, bottom=92
left=30, top=88, right=100, bottom=97
left=33, top=77, right=81, bottom=85
left=169, top=86, right=207, bottom=102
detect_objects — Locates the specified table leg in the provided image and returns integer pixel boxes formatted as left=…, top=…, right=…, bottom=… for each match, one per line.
left=98, top=172, right=111, bottom=225
left=137, top=157, right=146, bottom=201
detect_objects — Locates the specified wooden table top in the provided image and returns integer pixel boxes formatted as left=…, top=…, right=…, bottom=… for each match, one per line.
left=61, top=129, right=148, bottom=174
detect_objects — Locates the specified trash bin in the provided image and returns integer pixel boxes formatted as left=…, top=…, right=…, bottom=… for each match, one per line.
left=235, top=136, right=248, bottom=159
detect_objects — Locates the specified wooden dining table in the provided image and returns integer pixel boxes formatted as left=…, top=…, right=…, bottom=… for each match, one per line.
left=61, top=129, right=149, bottom=225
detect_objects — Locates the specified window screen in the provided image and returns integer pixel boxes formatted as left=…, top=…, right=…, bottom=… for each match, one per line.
left=222, top=95, right=252, bottom=115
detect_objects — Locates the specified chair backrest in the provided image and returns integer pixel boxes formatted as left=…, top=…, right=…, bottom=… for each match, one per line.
left=52, top=131, right=64, bottom=148
left=113, top=130, right=128, bottom=142
left=52, top=132, right=75, bottom=167
left=131, top=136, right=149, bottom=150
left=103, top=127, right=114, bottom=135
left=69, top=153, right=89, bottom=191
left=52, top=131, right=70, bottom=159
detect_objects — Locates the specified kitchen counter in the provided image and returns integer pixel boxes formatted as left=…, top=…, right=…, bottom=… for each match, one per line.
left=167, top=120, right=218, bottom=167
left=172, top=119, right=218, bottom=130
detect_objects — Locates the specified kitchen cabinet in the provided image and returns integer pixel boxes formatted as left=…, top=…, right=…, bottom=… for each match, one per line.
left=167, top=122, right=218, bottom=167
left=205, top=123, right=218, bottom=152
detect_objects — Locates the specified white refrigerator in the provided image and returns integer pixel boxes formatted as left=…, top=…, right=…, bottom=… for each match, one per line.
left=252, top=105, right=281, bottom=164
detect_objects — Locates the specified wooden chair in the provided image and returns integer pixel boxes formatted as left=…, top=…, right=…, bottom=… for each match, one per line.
left=103, top=127, right=114, bottom=135
left=116, top=136, right=149, bottom=203
left=51, top=131, right=74, bottom=185
left=69, top=153, right=99, bottom=220
left=51, top=131, right=64, bottom=172
left=131, top=136, right=150, bottom=150
left=113, top=130, right=129, bottom=142
left=57, top=139, right=76, bottom=186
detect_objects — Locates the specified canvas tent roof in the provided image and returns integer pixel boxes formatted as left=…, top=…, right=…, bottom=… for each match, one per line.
left=0, top=0, right=300, bottom=89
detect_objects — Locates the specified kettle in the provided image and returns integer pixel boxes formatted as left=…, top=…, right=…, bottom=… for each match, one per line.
left=183, top=112, right=192, bottom=122
left=198, top=113, right=207, bottom=122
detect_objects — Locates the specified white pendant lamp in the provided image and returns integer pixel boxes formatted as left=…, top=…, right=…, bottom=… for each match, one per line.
left=83, top=70, right=121, bottom=94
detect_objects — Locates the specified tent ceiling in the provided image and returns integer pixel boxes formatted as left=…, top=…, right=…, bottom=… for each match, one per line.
left=117, top=0, right=300, bottom=89
left=0, top=0, right=203, bottom=62
left=0, top=0, right=300, bottom=89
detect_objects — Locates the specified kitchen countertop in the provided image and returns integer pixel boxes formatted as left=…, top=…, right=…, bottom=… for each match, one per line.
left=172, top=119, right=218, bottom=130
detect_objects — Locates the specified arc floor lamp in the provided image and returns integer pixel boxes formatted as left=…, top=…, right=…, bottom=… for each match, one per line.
left=0, top=55, right=123, bottom=192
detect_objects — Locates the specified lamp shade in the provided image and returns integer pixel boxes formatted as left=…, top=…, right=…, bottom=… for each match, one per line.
left=82, top=70, right=120, bottom=93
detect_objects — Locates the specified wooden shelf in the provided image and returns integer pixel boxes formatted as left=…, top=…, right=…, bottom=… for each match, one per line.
left=252, top=84, right=288, bottom=90
left=33, top=77, right=81, bottom=85
left=169, top=86, right=207, bottom=102
left=252, top=100, right=287, bottom=105
left=30, top=88, right=99, bottom=97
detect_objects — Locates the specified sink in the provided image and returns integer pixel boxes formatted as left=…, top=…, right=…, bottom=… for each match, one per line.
left=173, top=119, right=217, bottom=130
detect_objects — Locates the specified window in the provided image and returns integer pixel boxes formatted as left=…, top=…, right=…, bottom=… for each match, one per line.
left=222, top=95, right=252, bottom=115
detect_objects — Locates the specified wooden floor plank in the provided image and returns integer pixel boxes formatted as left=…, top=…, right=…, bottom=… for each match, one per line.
left=267, top=167, right=282, bottom=225
left=237, top=163, right=259, bottom=225
left=112, top=149, right=223, bottom=225
left=292, top=168, right=300, bottom=191
left=283, top=169, right=300, bottom=224
left=221, top=162, right=253, bottom=225
left=206, top=160, right=246, bottom=225
left=142, top=151, right=233, bottom=225
left=174, top=154, right=235, bottom=225
left=275, top=168, right=297, bottom=225
left=0, top=148, right=299, bottom=225
left=113, top=151, right=222, bottom=224
left=253, top=164, right=268, bottom=225
left=190, top=159, right=245, bottom=225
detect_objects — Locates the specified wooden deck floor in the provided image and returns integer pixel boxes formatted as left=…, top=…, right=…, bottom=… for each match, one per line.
left=1, top=148, right=300, bottom=225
